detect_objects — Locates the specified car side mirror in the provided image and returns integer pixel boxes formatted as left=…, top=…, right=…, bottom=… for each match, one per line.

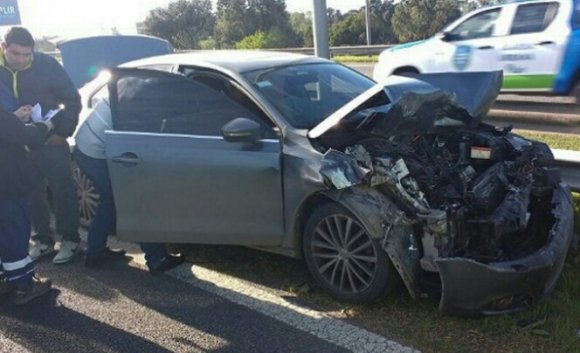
left=221, top=117, right=264, bottom=144
left=438, top=32, right=452, bottom=42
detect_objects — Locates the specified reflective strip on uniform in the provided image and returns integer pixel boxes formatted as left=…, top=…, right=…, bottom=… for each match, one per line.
left=2, top=256, right=32, bottom=271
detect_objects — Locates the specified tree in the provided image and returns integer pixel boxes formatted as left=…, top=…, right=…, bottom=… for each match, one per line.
left=215, top=0, right=252, bottom=48
left=328, top=0, right=397, bottom=46
left=392, top=0, right=461, bottom=43
left=143, top=0, right=215, bottom=49
left=289, top=12, right=313, bottom=47
left=216, top=0, right=298, bottom=48
left=235, top=28, right=287, bottom=49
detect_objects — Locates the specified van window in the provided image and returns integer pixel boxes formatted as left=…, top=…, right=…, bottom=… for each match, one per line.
left=510, top=2, right=559, bottom=35
left=448, top=9, right=501, bottom=41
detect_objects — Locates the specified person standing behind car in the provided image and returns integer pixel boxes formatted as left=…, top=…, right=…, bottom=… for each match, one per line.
left=0, top=109, right=52, bottom=304
left=73, top=85, right=183, bottom=274
left=0, top=27, right=82, bottom=264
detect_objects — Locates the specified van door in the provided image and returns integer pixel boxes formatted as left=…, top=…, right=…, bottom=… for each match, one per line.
left=500, top=1, right=569, bottom=92
left=429, top=6, right=509, bottom=73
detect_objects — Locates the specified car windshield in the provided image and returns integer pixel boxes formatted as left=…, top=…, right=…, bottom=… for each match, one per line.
left=243, top=63, right=375, bottom=129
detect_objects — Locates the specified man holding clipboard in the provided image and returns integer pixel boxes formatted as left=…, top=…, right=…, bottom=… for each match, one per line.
left=0, top=27, right=82, bottom=264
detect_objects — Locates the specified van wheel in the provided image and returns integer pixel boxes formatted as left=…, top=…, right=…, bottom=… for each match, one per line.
left=72, top=160, right=99, bottom=228
left=303, top=202, right=397, bottom=303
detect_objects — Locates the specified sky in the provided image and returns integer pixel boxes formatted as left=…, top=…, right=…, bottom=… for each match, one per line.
left=6, top=0, right=366, bottom=39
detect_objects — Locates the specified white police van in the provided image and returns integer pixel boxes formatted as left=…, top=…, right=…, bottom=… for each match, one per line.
left=373, top=0, right=580, bottom=99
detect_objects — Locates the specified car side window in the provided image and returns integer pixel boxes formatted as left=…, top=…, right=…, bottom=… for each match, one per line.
left=112, top=71, right=274, bottom=137
left=510, top=2, right=559, bottom=35
left=448, top=8, right=501, bottom=41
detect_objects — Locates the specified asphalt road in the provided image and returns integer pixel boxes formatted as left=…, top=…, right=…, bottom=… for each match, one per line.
left=0, top=239, right=418, bottom=353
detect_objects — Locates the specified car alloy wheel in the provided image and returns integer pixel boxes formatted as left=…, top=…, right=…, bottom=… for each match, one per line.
left=72, top=160, right=99, bottom=228
left=303, top=203, right=396, bottom=303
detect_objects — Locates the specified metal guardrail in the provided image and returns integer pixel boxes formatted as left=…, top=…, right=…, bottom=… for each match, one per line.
left=269, top=44, right=393, bottom=56
left=552, top=150, right=580, bottom=192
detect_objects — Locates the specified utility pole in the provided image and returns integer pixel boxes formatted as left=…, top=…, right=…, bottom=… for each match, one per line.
left=312, top=0, right=329, bottom=58
left=365, top=0, right=371, bottom=46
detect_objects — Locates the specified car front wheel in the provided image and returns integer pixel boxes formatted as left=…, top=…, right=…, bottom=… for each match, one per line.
left=72, top=160, right=99, bottom=228
left=303, top=202, right=397, bottom=303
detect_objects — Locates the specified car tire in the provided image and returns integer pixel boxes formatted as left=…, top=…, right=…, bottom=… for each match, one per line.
left=303, top=202, right=397, bottom=303
left=71, top=160, right=99, bottom=228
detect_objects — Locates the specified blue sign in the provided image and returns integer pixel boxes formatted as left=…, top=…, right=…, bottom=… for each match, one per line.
left=453, top=45, right=472, bottom=71
left=0, top=0, right=21, bottom=26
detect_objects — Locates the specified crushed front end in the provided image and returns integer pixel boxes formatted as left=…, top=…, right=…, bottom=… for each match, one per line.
left=312, top=73, right=575, bottom=315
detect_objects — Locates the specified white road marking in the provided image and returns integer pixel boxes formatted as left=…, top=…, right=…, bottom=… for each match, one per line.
left=155, top=262, right=421, bottom=353
left=0, top=331, right=31, bottom=353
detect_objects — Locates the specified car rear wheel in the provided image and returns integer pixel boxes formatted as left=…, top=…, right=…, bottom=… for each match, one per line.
left=303, top=203, right=397, bottom=303
left=72, top=160, right=99, bottom=228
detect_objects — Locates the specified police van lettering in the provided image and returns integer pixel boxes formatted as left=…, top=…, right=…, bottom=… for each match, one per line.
left=500, top=54, right=534, bottom=61
left=501, top=43, right=534, bottom=50
left=504, top=63, right=527, bottom=74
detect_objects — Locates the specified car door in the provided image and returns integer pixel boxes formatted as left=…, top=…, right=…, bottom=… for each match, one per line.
left=500, top=1, right=568, bottom=92
left=105, top=68, right=284, bottom=245
left=428, top=7, right=508, bottom=73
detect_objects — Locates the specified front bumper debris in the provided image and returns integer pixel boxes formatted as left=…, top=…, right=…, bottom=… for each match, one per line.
left=435, top=184, right=574, bottom=315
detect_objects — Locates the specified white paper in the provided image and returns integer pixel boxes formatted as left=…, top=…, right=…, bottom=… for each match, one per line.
left=30, top=103, right=61, bottom=123
left=31, top=103, right=42, bottom=123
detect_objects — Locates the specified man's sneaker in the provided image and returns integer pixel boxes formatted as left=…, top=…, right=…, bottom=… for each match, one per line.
left=52, top=241, right=80, bottom=264
left=10, top=276, right=51, bottom=305
left=29, top=241, right=55, bottom=261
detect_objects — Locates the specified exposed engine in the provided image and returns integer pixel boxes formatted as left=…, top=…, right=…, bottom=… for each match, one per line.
left=318, top=124, right=561, bottom=269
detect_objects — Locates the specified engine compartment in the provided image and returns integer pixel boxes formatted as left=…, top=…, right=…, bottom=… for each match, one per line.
left=316, top=122, right=561, bottom=269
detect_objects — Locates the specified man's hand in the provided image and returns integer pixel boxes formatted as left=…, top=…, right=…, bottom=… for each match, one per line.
left=13, top=105, right=32, bottom=122
left=45, top=134, right=68, bottom=146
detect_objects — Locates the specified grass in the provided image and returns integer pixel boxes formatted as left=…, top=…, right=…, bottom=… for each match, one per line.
left=515, top=131, right=580, bottom=151
left=332, top=55, right=378, bottom=63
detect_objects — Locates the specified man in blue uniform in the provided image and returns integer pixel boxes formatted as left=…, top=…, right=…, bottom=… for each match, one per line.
left=0, top=109, right=52, bottom=304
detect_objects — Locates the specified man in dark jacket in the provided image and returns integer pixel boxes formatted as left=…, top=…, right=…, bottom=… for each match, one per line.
left=0, top=27, right=82, bottom=264
left=0, top=109, right=52, bottom=304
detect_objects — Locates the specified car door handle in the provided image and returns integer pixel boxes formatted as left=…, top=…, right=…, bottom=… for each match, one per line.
left=537, top=41, right=554, bottom=45
left=112, top=153, right=142, bottom=166
left=477, top=45, right=493, bottom=50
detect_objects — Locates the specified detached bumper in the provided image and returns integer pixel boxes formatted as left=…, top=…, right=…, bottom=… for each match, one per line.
left=435, top=184, right=575, bottom=316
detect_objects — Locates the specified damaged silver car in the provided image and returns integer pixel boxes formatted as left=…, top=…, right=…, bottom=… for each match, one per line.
left=76, top=52, right=574, bottom=315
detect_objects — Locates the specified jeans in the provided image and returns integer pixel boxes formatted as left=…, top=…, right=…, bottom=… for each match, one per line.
left=72, top=149, right=166, bottom=269
left=29, top=143, right=80, bottom=245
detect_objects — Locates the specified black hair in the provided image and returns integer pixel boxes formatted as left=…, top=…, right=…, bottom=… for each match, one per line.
left=4, top=27, right=34, bottom=48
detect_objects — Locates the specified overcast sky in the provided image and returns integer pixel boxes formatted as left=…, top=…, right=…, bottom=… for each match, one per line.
left=7, top=0, right=365, bottom=38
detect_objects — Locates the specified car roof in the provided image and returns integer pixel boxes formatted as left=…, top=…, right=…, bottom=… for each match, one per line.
left=122, top=50, right=330, bottom=73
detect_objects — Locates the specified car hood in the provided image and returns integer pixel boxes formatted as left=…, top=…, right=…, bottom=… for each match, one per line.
left=309, top=71, right=503, bottom=139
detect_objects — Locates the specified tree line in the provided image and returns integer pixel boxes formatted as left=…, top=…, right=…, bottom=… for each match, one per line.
left=142, top=0, right=504, bottom=50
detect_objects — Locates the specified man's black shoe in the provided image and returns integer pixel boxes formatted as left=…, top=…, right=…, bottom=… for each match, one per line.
left=149, top=254, right=184, bottom=276
left=0, top=280, right=13, bottom=295
left=85, top=247, right=128, bottom=268
left=10, top=276, right=51, bottom=305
